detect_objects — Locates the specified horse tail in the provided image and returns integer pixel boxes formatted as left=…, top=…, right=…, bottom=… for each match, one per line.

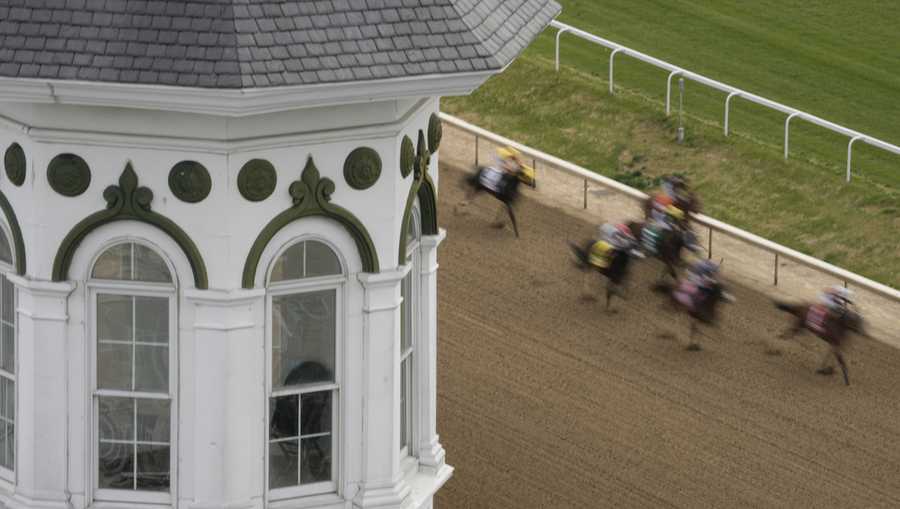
left=652, top=281, right=675, bottom=295
left=568, top=241, right=591, bottom=270
left=835, top=351, right=850, bottom=386
left=774, top=300, right=801, bottom=316
left=463, top=167, right=484, bottom=192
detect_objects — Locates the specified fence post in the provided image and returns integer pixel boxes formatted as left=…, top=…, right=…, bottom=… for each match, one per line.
left=784, top=112, right=800, bottom=159
left=583, top=179, right=588, bottom=209
left=474, top=134, right=479, bottom=167
left=609, top=48, right=623, bottom=94
left=774, top=253, right=779, bottom=286
left=532, top=158, right=537, bottom=188
left=666, top=70, right=682, bottom=116
left=707, top=227, right=713, bottom=259
left=555, top=28, right=569, bottom=72
left=724, top=91, right=740, bottom=136
left=847, top=136, right=864, bottom=182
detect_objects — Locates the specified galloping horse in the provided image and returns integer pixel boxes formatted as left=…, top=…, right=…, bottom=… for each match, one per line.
left=773, top=300, right=869, bottom=385
left=463, top=165, right=523, bottom=237
left=627, top=221, right=693, bottom=281
left=569, top=237, right=641, bottom=310
left=655, top=278, right=734, bottom=350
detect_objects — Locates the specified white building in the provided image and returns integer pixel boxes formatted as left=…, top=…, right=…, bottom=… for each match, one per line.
left=0, top=2, right=559, bottom=508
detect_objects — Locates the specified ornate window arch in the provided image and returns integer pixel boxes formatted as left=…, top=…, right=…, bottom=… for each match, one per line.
left=88, top=239, right=178, bottom=505
left=265, top=235, right=344, bottom=499
left=0, top=221, right=17, bottom=481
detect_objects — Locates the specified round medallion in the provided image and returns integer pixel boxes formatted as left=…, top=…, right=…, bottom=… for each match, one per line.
left=427, top=113, right=442, bottom=154
left=400, top=136, right=415, bottom=179
left=238, top=159, right=277, bottom=202
left=47, top=153, right=91, bottom=197
left=343, top=147, right=382, bottom=190
left=168, top=161, right=211, bottom=203
left=4, top=143, right=26, bottom=187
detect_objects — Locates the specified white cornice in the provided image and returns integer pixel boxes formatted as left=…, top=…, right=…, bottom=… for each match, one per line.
left=0, top=70, right=496, bottom=118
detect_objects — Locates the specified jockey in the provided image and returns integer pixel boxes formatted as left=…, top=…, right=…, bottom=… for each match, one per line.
left=819, top=286, right=853, bottom=314
left=674, top=259, right=721, bottom=310
left=589, top=223, right=637, bottom=268
left=496, top=146, right=524, bottom=176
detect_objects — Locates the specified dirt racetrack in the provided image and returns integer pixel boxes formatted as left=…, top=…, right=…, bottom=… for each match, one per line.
left=433, top=163, right=900, bottom=508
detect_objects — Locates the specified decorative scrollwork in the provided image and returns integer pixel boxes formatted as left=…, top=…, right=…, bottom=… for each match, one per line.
left=3, top=143, right=26, bottom=187
left=343, top=147, right=382, bottom=190
left=427, top=113, right=442, bottom=154
left=400, top=136, right=415, bottom=179
left=48, top=153, right=91, bottom=197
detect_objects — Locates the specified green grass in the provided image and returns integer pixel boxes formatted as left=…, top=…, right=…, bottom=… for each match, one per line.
left=528, top=0, right=900, bottom=190
left=442, top=55, right=900, bottom=287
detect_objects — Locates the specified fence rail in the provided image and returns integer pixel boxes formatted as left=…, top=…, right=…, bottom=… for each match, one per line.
left=551, top=20, right=900, bottom=182
left=439, top=112, right=900, bottom=304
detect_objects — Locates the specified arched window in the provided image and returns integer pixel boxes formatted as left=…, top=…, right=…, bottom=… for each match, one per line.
left=267, top=239, right=342, bottom=499
left=90, top=242, right=176, bottom=504
left=0, top=226, right=16, bottom=480
left=400, top=201, right=421, bottom=460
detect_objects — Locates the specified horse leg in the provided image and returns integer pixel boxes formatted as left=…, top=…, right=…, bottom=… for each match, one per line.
left=834, top=350, right=850, bottom=386
left=505, top=202, right=520, bottom=238
left=686, top=320, right=701, bottom=351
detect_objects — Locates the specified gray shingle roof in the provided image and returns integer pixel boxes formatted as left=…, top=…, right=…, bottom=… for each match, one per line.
left=0, top=0, right=561, bottom=89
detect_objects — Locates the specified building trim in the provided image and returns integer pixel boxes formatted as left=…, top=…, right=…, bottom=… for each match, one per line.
left=0, top=189, right=25, bottom=275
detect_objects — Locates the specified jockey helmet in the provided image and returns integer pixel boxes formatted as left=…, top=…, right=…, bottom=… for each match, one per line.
left=498, top=146, right=521, bottom=160
left=665, top=204, right=685, bottom=221
left=823, top=286, right=853, bottom=306
left=692, top=259, right=719, bottom=279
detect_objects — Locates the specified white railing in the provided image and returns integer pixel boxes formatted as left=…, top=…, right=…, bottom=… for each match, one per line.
left=552, top=20, right=900, bottom=183
left=439, top=112, right=900, bottom=304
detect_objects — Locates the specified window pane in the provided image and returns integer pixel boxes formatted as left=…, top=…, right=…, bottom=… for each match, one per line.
left=98, top=343, right=133, bottom=391
left=269, top=439, right=298, bottom=489
left=93, top=244, right=132, bottom=280
left=98, top=294, right=133, bottom=342
left=0, top=423, right=7, bottom=470
left=300, top=391, right=331, bottom=436
left=98, top=441, right=134, bottom=490
left=3, top=378, right=11, bottom=422
left=271, top=290, right=335, bottom=388
left=98, top=397, right=134, bottom=441
left=401, top=273, right=412, bottom=351
left=1, top=326, right=14, bottom=374
left=3, top=423, right=11, bottom=470
left=401, top=360, right=408, bottom=451
left=300, top=436, right=331, bottom=484
left=134, top=345, right=168, bottom=393
left=305, top=241, right=341, bottom=277
left=136, top=444, right=170, bottom=491
left=133, top=244, right=172, bottom=283
left=0, top=230, right=13, bottom=266
left=135, top=297, right=168, bottom=344
left=270, top=395, right=299, bottom=440
left=137, top=399, right=170, bottom=443
left=270, top=243, right=304, bottom=282
left=0, top=378, right=6, bottom=420
left=1, top=275, right=13, bottom=324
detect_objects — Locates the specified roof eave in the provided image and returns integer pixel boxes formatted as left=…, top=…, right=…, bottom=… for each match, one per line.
left=0, top=70, right=500, bottom=118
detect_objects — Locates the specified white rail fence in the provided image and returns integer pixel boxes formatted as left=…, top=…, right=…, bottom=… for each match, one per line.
left=552, top=20, right=900, bottom=182
left=439, top=112, right=900, bottom=305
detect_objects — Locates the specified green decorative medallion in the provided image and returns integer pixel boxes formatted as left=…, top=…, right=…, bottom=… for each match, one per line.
left=169, top=161, right=211, bottom=203
left=343, top=147, right=382, bottom=190
left=238, top=159, right=277, bottom=202
left=400, top=135, right=415, bottom=179
left=427, top=113, right=442, bottom=154
left=48, top=153, right=91, bottom=197
left=4, top=143, right=26, bottom=187
left=53, top=163, right=209, bottom=289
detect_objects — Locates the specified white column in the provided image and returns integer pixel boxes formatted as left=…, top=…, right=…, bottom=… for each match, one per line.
left=414, top=230, right=451, bottom=481
left=8, top=276, right=75, bottom=509
left=182, top=289, right=266, bottom=509
left=354, top=267, right=413, bottom=509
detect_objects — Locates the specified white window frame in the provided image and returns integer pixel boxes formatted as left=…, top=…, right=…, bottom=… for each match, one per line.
left=0, top=256, right=16, bottom=484
left=264, top=239, right=345, bottom=502
left=87, top=243, right=178, bottom=507
left=400, top=204, right=421, bottom=466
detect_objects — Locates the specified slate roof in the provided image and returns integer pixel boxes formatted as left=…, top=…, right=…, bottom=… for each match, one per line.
left=0, top=0, right=561, bottom=89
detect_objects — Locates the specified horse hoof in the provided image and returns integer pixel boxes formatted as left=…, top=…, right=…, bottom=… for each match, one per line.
left=579, top=294, right=597, bottom=302
left=686, top=343, right=702, bottom=352
left=491, top=221, right=505, bottom=229
left=765, top=348, right=782, bottom=356
left=816, top=367, right=835, bottom=376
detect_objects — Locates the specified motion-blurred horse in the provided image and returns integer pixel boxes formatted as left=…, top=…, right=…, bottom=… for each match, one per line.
left=462, top=165, right=525, bottom=237
left=627, top=221, right=696, bottom=281
left=773, top=300, right=869, bottom=385
left=569, top=230, right=642, bottom=310
left=655, top=270, right=734, bottom=350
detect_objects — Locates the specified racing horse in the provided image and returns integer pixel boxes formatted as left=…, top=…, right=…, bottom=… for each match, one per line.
left=462, top=165, right=526, bottom=237
left=654, top=277, right=734, bottom=351
left=772, top=300, right=869, bottom=385
left=626, top=221, right=695, bottom=281
left=568, top=234, right=642, bottom=310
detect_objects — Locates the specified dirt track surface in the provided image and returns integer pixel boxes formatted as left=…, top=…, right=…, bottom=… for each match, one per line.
left=433, top=164, right=900, bottom=508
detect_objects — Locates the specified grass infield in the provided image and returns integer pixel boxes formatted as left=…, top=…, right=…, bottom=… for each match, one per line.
left=443, top=6, right=900, bottom=286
